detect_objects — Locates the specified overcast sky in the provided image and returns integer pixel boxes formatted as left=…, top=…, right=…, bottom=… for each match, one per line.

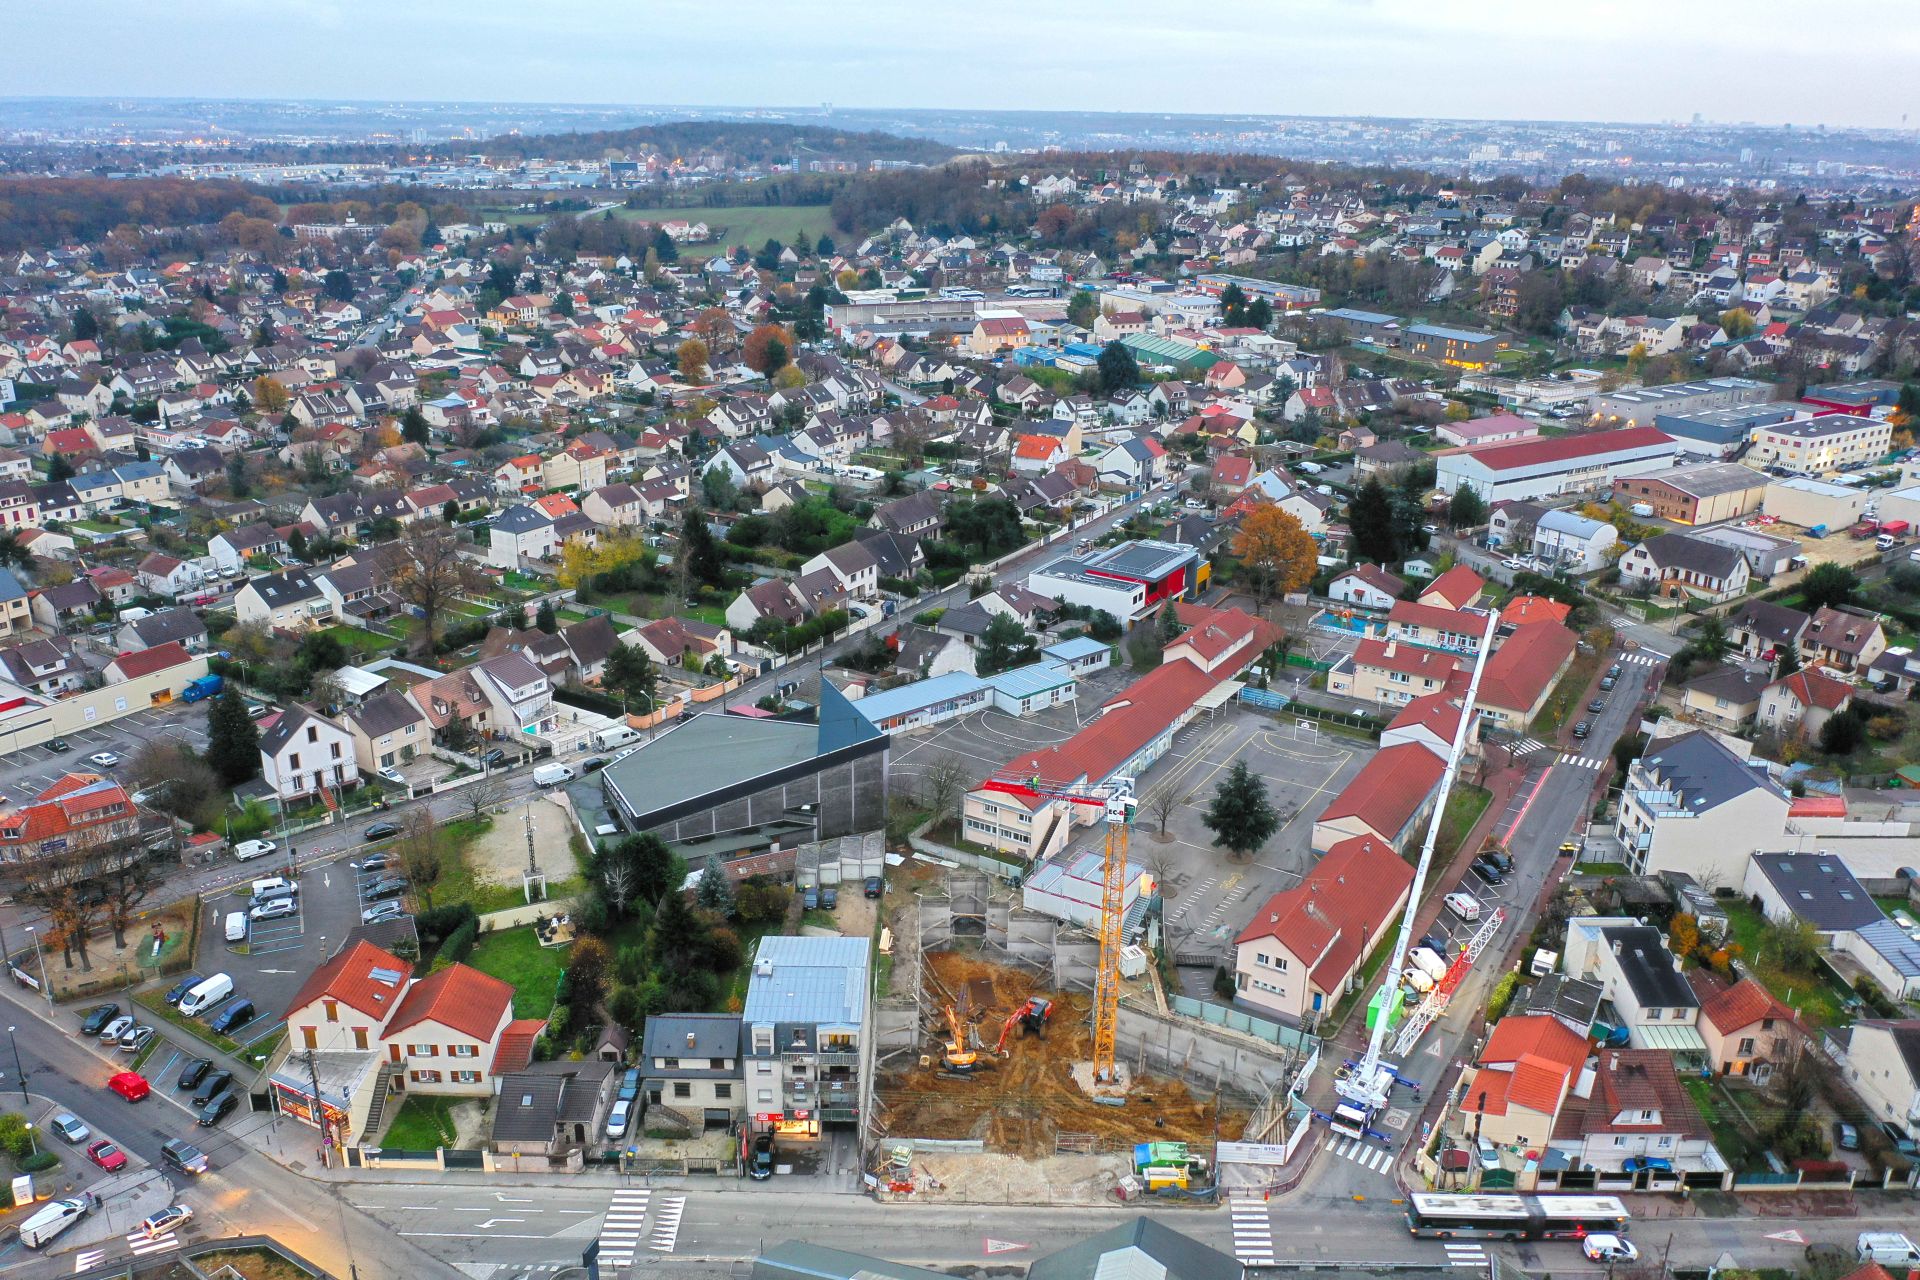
left=8, top=0, right=1918, bottom=130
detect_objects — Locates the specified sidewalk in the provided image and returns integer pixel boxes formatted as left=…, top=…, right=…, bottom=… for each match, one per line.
left=0, top=1090, right=173, bottom=1252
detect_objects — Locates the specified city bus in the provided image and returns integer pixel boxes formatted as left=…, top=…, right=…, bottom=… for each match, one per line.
left=1406, top=1193, right=1631, bottom=1240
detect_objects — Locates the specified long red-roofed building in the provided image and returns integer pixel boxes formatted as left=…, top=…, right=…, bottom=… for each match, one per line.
left=1436, top=425, right=1679, bottom=505
left=1310, top=742, right=1447, bottom=852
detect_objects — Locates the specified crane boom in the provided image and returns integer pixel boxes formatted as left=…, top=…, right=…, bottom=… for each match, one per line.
left=1338, top=606, right=1500, bottom=1113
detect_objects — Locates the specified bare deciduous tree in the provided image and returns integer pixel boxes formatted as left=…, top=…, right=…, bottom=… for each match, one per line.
left=1143, top=784, right=1181, bottom=839
left=391, top=525, right=488, bottom=655
left=461, top=770, right=509, bottom=824
left=920, top=757, right=971, bottom=821
left=396, top=807, right=445, bottom=909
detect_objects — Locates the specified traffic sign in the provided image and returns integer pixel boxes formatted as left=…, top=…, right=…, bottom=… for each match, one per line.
left=1764, top=1230, right=1807, bottom=1245
left=985, top=1239, right=1031, bottom=1255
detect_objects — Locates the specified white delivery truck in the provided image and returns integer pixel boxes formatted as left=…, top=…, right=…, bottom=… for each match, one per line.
left=594, top=725, right=641, bottom=750
left=1856, top=1234, right=1920, bottom=1265
left=20, top=1197, right=90, bottom=1249
left=533, top=763, right=577, bottom=788
left=179, top=973, right=233, bottom=1017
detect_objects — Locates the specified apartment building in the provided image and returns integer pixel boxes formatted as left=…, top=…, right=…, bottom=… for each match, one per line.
left=742, top=936, right=870, bottom=1143
left=1614, top=731, right=1790, bottom=887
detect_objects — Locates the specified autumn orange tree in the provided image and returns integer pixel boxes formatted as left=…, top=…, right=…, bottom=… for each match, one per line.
left=1232, top=504, right=1317, bottom=607
left=742, top=323, right=795, bottom=375
left=676, top=338, right=710, bottom=385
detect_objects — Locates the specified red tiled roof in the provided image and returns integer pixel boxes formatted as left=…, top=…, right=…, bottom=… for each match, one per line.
left=1386, top=693, right=1470, bottom=747
left=1014, top=435, right=1062, bottom=460
left=1450, top=426, right=1674, bottom=474
left=108, top=641, right=194, bottom=680
left=1318, top=744, right=1446, bottom=841
left=1335, top=563, right=1406, bottom=598
left=280, top=939, right=410, bottom=1023
left=1169, top=601, right=1283, bottom=675
left=491, top=1018, right=547, bottom=1077
left=1476, top=623, right=1575, bottom=714
left=1695, top=973, right=1797, bottom=1036
left=1003, top=657, right=1220, bottom=790
left=1353, top=637, right=1464, bottom=682
left=1481, top=1012, right=1591, bottom=1071
left=1389, top=599, right=1482, bottom=634
left=387, top=962, right=515, bottom=1041
left=1501, top=595, right=1573, bottom=627
left=1236, top=835, right=1414, bottom=993
left=1770, top=668, right=1853, bottom=711
left=1419, top=565, right=1486, bottom=608
left=1788, top=795, right=1847, bottom=818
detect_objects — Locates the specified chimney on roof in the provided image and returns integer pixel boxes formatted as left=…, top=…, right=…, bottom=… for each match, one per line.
left=1609, top=1052, right=1620, bottom=1072
left=686, top=1032, right=696, bottom=1049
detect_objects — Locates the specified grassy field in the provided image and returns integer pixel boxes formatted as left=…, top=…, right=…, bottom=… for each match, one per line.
left=610, top=204, right=835, bottom=253
left=1433, top=783, right=1493, bottom=867
left=1531, top=647, right=1603, bottom=736
left=1721, top=896, right=1853, bottom=1028
left=467, top=928, right=568, bottom=1020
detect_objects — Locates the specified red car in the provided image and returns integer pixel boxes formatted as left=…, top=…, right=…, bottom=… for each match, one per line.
left=87, top=1139, right=128, bottom=1172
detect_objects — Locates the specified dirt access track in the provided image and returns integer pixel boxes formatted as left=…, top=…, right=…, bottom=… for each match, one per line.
left=878, top=948, right=1245, bottom=1158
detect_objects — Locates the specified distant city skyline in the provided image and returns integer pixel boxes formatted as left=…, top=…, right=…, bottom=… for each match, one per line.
left=6, top=0, right=1918, bottom=132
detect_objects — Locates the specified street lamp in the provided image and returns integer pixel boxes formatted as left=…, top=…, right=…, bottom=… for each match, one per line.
left=20, top=927, right=50, bottom=1007
left=22, top=1122, right=34, bottom=1157
left=6, top=1027, right=25, bottom=1103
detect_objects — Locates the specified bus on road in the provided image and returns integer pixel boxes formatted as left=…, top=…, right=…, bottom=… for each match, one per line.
left=1407, top=1193, right=1631, bottom=1240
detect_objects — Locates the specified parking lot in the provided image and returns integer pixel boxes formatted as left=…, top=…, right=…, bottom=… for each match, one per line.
left=0, top=700, right=214, bottom=804
left=192, top=844, right=405, bottom=1049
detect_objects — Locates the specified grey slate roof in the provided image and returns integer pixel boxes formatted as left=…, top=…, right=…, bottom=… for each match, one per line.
left=1636, top=730, right=1786, bottom=812
left=1636, top=532, right=1746, bottom=580
left=1748, top=852, right=1883, bottom=931
left=641, top=1014, right=743, bottom=1080
left=1599, top=924, right=1698, bottom=1012
left=754, top=1242, right=952, bottom=1280
left=1028, top=1218, right=1243, bottom=1280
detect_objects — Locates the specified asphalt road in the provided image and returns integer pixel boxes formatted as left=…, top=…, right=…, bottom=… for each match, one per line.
left=0, top=988, right=463, bottom=1280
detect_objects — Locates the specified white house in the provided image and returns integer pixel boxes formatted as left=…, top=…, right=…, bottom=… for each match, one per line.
left=258, top=704, right=362, bottom=803
left=1532, top=508, right=1619, bottom=573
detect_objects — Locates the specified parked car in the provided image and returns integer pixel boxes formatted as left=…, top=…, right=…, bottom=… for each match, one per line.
left=1481, top=849, right=1514, bottom=874
left=197, top=1091, right=238, bottom=1127
left=377, top=767, right=406, bottom=784
left=1599, top=676, right=1617, bottom=691
left=87, top=1140, right=129, bottom=1172
left=210, top=1001, right=255, bottom=1035
left=480, top=748, right=507, bottom=768
left=250, top=897, right=297, bottom=922
left=864, top=875, right=884, bottom=899
left=1607, top=664, right=1622, bottom=679
left=803, top=886, right=819, bottom=910
left=107, top=1072, right=150, bottom=1102
left=159, top=1139, right=209, bottom=1175
left=79, top=1004, right=120, bottom=1036
left=1571, top=721, right=1591, bottom=740
left=617, top=1069, right=640, bottom=1105
left=139, top=1205, right=194, bottom=1239
left=354, top=850, right=399, bottom=871
left=88, top=751, right=120, bottom=768
left=362, top=901, right=409, bottom=925
left=581, top=757, right=609, bottom=773
left=47, top=738, right=70, bottom=753
left=50, top=1114, right=90, bottom=1144
left=99, top=1014, right=135, bottom=1043
left=1470, top=859, right=1505, bottom=886
left=820, top=885, right=838, bottom=909
left=1622, top=1155, right=1672, bottom=1174
left=246, top=703, right=273, bottom=719
left=748, top=1133, right=774, bottom=1180
left=192, top=1071, right=235, bottom=1108
left=364, top=822, right=403, bottom=843
left=606, top=1099, right=631, bottom=1140
left=1835, top=1121, right=1861, bottom=1151
left=1583, top=1235, right=1639, bottom=1263
left=1587, top=698, right=1606, bottom=713
left=164, top=975, right=203, bottom=1006
left=363, top=876, right=409, bottom=903
left=178, top=1058, right=213, bottom=1091
left=231, top=838, right=277, bottom=861
left=118, top=1025, right=155, bottom=1054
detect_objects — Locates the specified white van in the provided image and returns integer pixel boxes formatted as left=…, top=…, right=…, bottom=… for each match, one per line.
left=1856, top=1234, right=1920, bottom=1265
left=533, top=763, right=577, bottom=788
left=179, top=973, right=233, bottom=1017
left=20, top=1197, right=90, bottom=1249
left=594, top=725, right=641, bottom=751
left=223, top=912, right=247, bottom=943
left=250, top=876, right=297, bottom=900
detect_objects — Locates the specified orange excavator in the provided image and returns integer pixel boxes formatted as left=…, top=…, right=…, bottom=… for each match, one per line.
left=994, top=996, right=1054, bottom=1055
left=941, top=1003, right=980, bottom=1074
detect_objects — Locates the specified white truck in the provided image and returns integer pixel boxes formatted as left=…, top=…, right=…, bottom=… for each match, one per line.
left=533, top=762, right=578, bottom=788
left=20, top=1197, right=90, bottom=1249
left=1856, top=1233, right=1920, bottom=1265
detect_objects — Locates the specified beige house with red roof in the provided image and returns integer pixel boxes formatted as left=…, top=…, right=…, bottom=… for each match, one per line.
left=1311, top=742, right=1446, bottom=853
left=274, top=939, right=545, bottom=1144
left=1418, top=565, right=1485, bottom=611
left=1473, top=622, right=1576, bottom=732
left=1454, top=1013, right=1591, bottom=1150
left=0, top=773, right=140, bottom=864
left=1327, top=636, right=1464, bottom=707
left=1327, top=564, right=1406, bottom=612
left=1164, top=601, right=1281, bottom=676
left=1758, top=667, right=1853, bottom=740
left=1386, top=600, right=1490, bottom=657
left=1548, top=1048, right=1716, bottom=1172
left=1692, top=972, right=1800, bottom=1081
left=1233, top=834, right=1415, bottom=1022
left=968, top=315, right=1031, bottom=356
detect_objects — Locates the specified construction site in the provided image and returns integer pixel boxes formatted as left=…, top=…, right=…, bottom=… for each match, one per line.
left=866, top=868, right=1312, bottom=1205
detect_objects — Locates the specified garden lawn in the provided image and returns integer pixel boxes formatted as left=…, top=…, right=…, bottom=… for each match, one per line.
left=1531, top=647, right=1603, bottom=736
left=323, top=624, right=401, bottom=657
left=1719, top=896, right=1853, bottom=1028
left=466, top=928, right=568, bottom=1020
left=381, top=1095, right=459, bottom=1150
left=135, top=989, right=243, bottom=1056
left=1433, top=784, right=1492, bottom=867
left=1684, top=1077, right=1763, bottom=1170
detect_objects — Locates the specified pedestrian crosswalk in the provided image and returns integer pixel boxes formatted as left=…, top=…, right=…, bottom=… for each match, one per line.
left=1507, top=737, right=1552, bottom=758
left=1230, top=1201, right=1275, bottom=1267
left=1325, top=1132, right=1396, bottom=1173
left=1618, top=651, right=1663, bottom=666
left=127, top=1228, right=183, bottom=1257
left=73, top=1250, right=105, bottom=1274
left=1444, top=1242, right=1489, bottom=1270
left=596, top=1187, right=650, bottom=1267
left=649, top=1194, right=686, bottom=1253
left=1556, top=753, right=1610, bottom=769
